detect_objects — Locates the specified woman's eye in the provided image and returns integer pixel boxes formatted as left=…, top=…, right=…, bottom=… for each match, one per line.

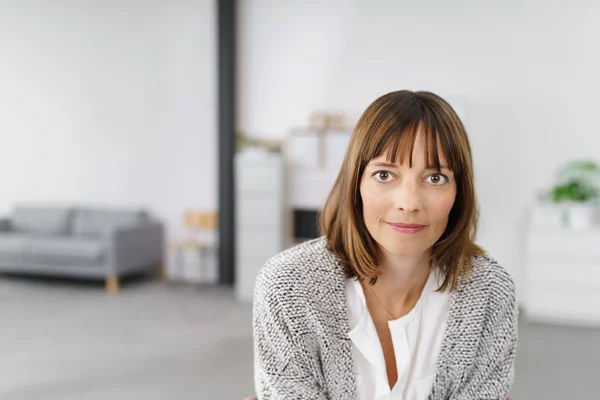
left=374, top=171, right=392, bottom=182
left=427, top=173, right=448, bottom=185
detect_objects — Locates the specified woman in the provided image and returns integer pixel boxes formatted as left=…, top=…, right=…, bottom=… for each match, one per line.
left=251, top=90, right=518, bottom=400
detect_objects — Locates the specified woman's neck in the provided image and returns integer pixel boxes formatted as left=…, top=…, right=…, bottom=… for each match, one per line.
left=367, top=251, right=432, bottom=315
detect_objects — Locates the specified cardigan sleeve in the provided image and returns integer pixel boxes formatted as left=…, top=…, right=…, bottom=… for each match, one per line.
left=252, top=264, right=329, bottom=400
left=455, top=269, right=519, bottom=399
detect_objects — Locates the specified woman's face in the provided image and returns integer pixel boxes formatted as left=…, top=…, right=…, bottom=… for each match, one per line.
left=359, top=129, right=457, bottom=258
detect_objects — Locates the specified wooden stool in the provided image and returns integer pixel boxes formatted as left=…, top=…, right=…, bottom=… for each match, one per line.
left=170, top=210, right=218, bottom=282
left=170, top=240, right=212, bottom=280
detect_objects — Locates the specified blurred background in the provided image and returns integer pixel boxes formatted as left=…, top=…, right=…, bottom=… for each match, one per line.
left=1, top=0, right=599, bottom=399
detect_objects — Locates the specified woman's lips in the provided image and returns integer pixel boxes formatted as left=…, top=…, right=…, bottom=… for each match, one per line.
left=386, top=222, right=426, bottom=234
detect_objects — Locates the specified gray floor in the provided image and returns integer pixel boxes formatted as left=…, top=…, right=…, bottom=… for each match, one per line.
left=0, top=275, right=598, bottom=400
left=0, top=275, right=255, bottom=400
left=511, top=311, right=600, bottom=399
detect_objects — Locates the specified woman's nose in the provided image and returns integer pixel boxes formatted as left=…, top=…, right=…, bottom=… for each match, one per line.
left=392, top=181, right=422, bottom=212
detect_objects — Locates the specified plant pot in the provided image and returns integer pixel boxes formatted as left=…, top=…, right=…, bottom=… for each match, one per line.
left=566, top=203, right=598, bottom=229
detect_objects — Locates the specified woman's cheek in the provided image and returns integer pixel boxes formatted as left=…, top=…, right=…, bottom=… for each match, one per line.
left=442, top=195, right=456, bottom=213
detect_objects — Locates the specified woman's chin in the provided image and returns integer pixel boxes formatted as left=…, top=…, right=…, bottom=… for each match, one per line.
left=380, top=243, right=429, bottom=258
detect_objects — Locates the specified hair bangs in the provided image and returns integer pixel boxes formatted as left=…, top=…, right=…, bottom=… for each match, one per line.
left=365, top=100, right=459, bottom=174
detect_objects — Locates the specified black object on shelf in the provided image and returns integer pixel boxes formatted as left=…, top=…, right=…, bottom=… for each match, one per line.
left=293, top=209, right=320, bottom=240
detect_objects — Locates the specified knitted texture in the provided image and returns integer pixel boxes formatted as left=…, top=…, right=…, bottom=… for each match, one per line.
left=253, top=237, right=518, bottom=399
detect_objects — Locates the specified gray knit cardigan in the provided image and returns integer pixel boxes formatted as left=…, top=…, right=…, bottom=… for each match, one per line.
left=253, top=237, right=518, bottom=400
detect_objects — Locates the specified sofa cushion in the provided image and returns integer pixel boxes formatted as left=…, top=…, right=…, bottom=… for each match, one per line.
left=27, top=237, right=105, bottom=266
left=71, top=209, right=148, bottom=236
left=12, top=206, right=72, bottom=235
left=0, top=234, right=30, bottom=263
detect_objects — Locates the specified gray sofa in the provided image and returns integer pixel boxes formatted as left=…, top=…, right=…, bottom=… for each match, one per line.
left=0, top=204, right=165, bottom=292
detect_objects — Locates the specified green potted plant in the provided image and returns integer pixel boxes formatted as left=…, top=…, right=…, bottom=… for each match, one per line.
left=236, top=131, right=264, bottom=152
left=548, top=159, right=600, bottom=229
left=236, top=131, right=282, bottom=154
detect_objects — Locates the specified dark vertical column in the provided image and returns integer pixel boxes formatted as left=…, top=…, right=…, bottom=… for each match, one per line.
left=217, top=0, right=236, bottom=285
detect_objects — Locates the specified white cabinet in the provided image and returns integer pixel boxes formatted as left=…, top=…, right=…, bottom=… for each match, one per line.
left=234, top=150, right=287, bottom=302
left=524, top=227, right=600, bottom=327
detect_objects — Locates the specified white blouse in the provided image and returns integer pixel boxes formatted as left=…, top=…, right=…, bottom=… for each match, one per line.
left=345, top=267, right=450, bottom=400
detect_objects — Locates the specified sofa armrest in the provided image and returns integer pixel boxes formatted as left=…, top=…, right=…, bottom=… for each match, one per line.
left=106, top=221, right=165, bottom=275
left=0, top=218, right=13, bottom=232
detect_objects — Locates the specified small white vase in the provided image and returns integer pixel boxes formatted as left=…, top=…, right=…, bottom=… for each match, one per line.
left=566, top=203, right=598, bottom=229
left=531, top=202, right=566, bottom=229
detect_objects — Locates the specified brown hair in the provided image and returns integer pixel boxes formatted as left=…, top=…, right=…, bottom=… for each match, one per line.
left=320, top=90, right=485, bottom=292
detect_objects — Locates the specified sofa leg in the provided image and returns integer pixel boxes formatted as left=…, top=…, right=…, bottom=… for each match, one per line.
left=155, top=263, right=166, bottom=280
left=106, top=276, right=120, bottom=294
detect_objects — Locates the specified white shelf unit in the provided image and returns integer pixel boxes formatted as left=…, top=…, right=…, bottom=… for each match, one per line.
left=288, top=166, right=338, bottom=210
left=285, top=127, right=352, bottom=211
left=234, top=150, right=288, bottom=303
left=524, top=227, right=600, bottom=327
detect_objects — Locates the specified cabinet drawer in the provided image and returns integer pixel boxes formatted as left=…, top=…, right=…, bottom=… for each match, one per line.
left=529, top=229, right=600, bottom=259
left=236, top=163, right=283, bottom=194
left=236, top=229, right=282, bottom=263
left=527, top=260, right=600, bottom=288
left=235, top=256, right=269, bottom=302
left=235, top=193, right=283, bottom=230
left=525, top=284, right=600, bottom=327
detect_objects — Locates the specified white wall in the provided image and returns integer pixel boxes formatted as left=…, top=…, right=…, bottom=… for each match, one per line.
left=0, top=1, right=217, bottom=281
left=238, top=0, right=600, bottom=296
